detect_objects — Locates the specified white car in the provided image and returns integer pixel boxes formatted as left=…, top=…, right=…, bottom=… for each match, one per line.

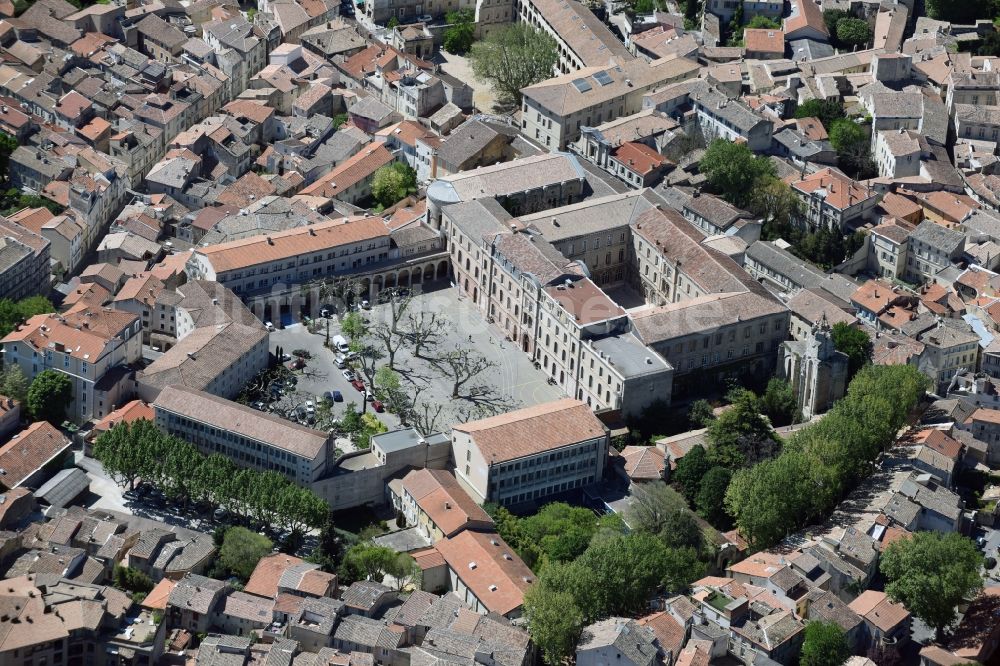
left=264, top=321, right=275, bottom=331
left=306, top=400, right=315, bottom=414
left=418, top=13, right=432, bottom=22
left=342, top=369, right=355, bottom=381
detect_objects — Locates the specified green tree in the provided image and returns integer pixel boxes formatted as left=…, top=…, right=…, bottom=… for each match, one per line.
left=695, top=466, right=732, bottom=527
left=793, top=98, right=845, bottom=129
left=113, top=565, right=154, bottom=594
left=699, top=139, right=775, bottom=208
left=468, top=23, right=558, bottom=107
left=576, top=532, right=676, bottom=615
left=371, top=162, right=417, bottom=210
left=924, top=0, right=988, bottom=22
left=836, top=17, right=870, bottom=46
left=219, top=526, right=273, bottom=581
left=831, top=321, right=872, bottom=381
left=828, top=118, right=867, bottom=153
left=340, top=542, right=397, bottom=583
left=760, top=378, right=797, bottom=427
left=822, top=8, right=849, bottom=39
left=516, top=502, right=603, bottom=570
left=673, top=444, right=712, bottom=503
left=387, top=16, right=399, bottom=27
left=0, top=364, right=28, bottom=402
left=27, top=369, right=72, bottom=424
left=707, top=388, right=779, bottom=469
left=881, top=532, right=983, bottom=639
left=341, top=312, right=368, bottom=342
left=688, top=400, right=715, bottom=428
left=523, top=587, right=585, bottom=666
left=746, top=14, right=779, bottom=28
left=751, top=177, right=803, bottom=231
left=0, top=295, right=54, bottom=338
left=726, top=365, right=928, bottom=547
left=443, top=9, right=475, bottom=53
left=332, top=113, right=348, bottom=129
left=800, top=621, right=851, bottom=666
left=310, top=510, right=344, bottom=573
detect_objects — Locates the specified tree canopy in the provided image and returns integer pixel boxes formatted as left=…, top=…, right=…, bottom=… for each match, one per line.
left=673, top=444, right=713, bottom=503
left=93, top=420, right=327, bottom=532
left=831, top=321, right=873, bottom=381
left=442, top=9, right=475, bottom=53
left=800, top=621, right=851, bottom=666
left=699, top=139, right=776, bottom=209
left=469, top=23, right=559, bottom=107
left=371, top=162, right=417, bottom=210
left=695, top=466, right=732, bottom=527
left=746, top=14, right=780, bottom=28
left=0, top=295, right=53, bottom=338
left=725, top=364, right=928, bottom=547
left=760, top=378, right=797, bottom=427
left=707, top=388, right=780, bottom=469
left=27, top=370, right=72, bottom=424
left=836, top=17, right=871, bottom=46
left=881, top=532, right=983, bottom=637
left=219, top=526, right=273, bottom=580
left=793, top=98, right=845, bottom=129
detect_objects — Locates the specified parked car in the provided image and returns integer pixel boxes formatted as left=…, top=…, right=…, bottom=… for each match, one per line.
left=987, top=556, right=997, bottom=570
left=280, top=353, right=292, bottom=362
left=361, top=299, right=371, bottom=309
left=335, top=354, right=347, bottom=369
left=365, top=390, right=375, bottom=402
left=351, top=379, right=366, bottom=392
left=331, top=390, right=343, bottom=402
left=342, top=369, right=355, bottom=381
left=264, top=321, right=274, bottom=331
left=372, top=399, right=385, bottom=412
left=305, top=400, right=315, bottom=414
left=214, top=508, right=229, bottom=521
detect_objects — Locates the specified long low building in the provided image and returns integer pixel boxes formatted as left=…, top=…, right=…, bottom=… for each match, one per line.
left=153, top=384, right=333, bottom=485
left=186, top=216, right=392, bottom=298
left=451, top=398, right=610, bottom=507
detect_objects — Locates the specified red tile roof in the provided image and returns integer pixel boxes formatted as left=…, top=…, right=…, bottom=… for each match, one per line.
left=0, top=421, right=71, bottom=489
left=611, top=141, right=668, bottom=176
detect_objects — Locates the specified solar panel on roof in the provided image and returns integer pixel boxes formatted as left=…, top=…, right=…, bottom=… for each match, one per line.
left=571, top=78, right=592, bottom=92
left=594, top=70, right=613, bottom=85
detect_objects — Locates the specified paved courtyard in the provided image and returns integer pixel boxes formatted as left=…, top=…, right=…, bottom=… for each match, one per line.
left=436, top=52, right=499, bottom=114
left=269, top=282, right=563, bottom=436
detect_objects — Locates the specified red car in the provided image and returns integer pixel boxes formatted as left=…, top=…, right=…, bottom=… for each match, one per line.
left=351, top=379, right=365, bottom=392
left=372, top=399, right=385, bottom=412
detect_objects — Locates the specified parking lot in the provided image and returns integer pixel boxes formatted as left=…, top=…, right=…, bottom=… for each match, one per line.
left=268, top=283, right=563, bottom=436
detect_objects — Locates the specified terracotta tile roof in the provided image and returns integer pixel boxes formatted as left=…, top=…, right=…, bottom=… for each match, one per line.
left=141, top=577, right=176, bottom=610
left=411, top=547, right=446, bottom=570
left=911, top=428, right=962, bottom=458
left=611, top=141, right=667, bottom=176
left=848, top=590, right=910, bottom=633
left=195, top=215, right=389, bottom=273
left=375, top=120, right=433, bottom=148
left=543, top=278, right=624, bottom=325
left=244, top=553, right=308, bottom=599
left=216, top=172, right=277, bottom=208
left=784, top=0, right=828, bottom=36
left=793, top=168, right=875, bottom=211
left=793, top=117, right=828, bottom=141
left=8, top=207, right=55, bottom=235
left=401, top=468, right=493, bottom=536
left=637, top=609, right=685, bottom=659
left=433, top=531, right=534, bottom=616
left=744, top=28, right=784, bottom=53
left=909, top=189, right=979, bottom=224
left=299, top=143, right=395, bottom=198
left=453, top=398, right=606, bottom=464
left=92, top=400, right=153, bottom=436
left=619, top=446, right=666, bottom=481
left=0, top=421, right=71, bottom=489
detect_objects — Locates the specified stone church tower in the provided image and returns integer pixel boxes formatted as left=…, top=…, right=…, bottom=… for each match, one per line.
left=779, top=316, right=850, bottom=420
